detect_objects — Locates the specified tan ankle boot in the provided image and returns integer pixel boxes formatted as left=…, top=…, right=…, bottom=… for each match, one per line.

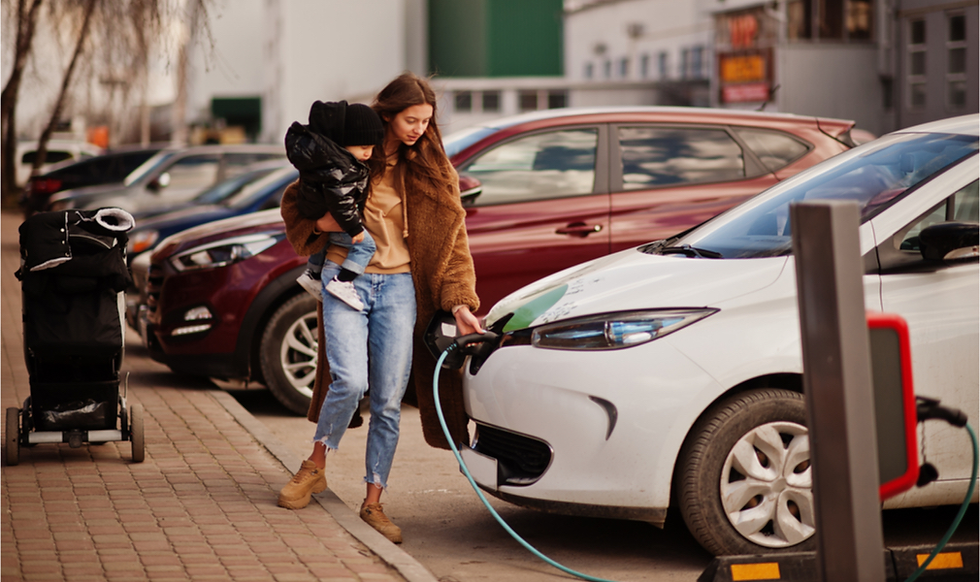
left=360, top=502, right=402, bottom=543
left=278, top=460, right=327, bottom=509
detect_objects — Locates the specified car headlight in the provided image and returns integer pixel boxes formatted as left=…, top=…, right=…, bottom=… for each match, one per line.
left=531, top=309, right=718, bottom=351
left=128, top=230, right=159, bottom=254
left=169, top=232, right=283, bottom=272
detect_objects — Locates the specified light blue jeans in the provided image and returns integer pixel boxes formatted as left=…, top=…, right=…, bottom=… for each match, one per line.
left=314, top=261, right=416, bottom=490
left=307, top=229, right=377, bottom=277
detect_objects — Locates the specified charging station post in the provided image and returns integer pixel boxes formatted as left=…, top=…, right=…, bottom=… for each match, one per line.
left=791, top=200, right=886, bottom=582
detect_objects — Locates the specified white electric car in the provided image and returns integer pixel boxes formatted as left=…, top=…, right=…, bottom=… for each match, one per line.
left=460, top=114, right=979, bottom=556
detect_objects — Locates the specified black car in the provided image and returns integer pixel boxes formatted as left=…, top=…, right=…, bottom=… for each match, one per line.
left=20, top=145, right=165, bottom=216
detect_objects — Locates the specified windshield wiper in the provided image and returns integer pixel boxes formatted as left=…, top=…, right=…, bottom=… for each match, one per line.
left=659, top=244, right=723, bottom=259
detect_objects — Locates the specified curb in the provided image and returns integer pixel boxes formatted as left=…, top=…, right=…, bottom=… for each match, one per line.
left=210, top=389, right=439, bottom=582
left=698, top=543, right=978, bottom=582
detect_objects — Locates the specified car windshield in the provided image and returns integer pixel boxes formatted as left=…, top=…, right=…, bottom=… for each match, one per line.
left=444, top=126, right=499, bottom=158
left=124, top=150, right=178, bottom=186
left=224, top=168, right=297, bottom=208
left=658, top=131, right=979, bottom=259
left=193, top=167, right=277, bottom=205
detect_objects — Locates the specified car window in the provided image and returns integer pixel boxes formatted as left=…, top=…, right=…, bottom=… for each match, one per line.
left=669, top=131, right=978, bottom=259
left=22, top=150, right=74, bottom=164
left=459, top=128, right=598, bottom=205
left=164, top=154, right=221, bottom=189
left=733, top=128, right=811, bottom=173
left=225, top=152, right=284, bottom=169
left=617, top=126, right=745, bottom=190
left=900, top=180, right=979, bottom=252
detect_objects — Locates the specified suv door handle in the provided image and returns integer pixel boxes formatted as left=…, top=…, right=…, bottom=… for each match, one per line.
left=556, top=223, right=603, bottom=237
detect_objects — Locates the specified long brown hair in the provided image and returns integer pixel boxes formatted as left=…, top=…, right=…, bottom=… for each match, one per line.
left=371, top=73, right=454, bottom=187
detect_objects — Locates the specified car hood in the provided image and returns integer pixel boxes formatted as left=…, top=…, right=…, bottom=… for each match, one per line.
left=151, top=208, right=284, bottom=258
left=485, top=248, right=789, bottom=331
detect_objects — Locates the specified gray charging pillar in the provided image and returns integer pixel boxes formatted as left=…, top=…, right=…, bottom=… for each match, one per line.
left=790, top=200, right=885, bottom=582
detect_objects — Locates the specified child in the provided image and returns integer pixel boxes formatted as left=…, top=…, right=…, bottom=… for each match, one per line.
left=284, top=100, right=384, bottom=311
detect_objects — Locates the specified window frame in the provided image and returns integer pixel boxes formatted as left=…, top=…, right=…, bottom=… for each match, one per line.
left=946, top=11, right=968, bottom=110
left=907, top=18, right=927, bottom=110
left=456, top=124, right=610, bottom=208
left=608, top=123, right=771, bottom=193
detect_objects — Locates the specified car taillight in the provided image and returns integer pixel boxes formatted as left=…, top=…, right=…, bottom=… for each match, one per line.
left=30, top=178, right=63, bottom=195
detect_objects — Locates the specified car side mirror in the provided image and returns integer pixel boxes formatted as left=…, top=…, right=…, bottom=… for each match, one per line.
left=149, top=172, right=171, bottom=192
left=919, top=221, right=979, bottom=262
left=459, top=174, right=482, bottom=206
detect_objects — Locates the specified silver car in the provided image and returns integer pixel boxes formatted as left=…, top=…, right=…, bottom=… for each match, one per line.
left=46, top=144, right=286, bottom=216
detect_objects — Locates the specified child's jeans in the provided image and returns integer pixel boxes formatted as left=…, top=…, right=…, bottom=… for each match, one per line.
left=307, top=230, right=377, bottom=277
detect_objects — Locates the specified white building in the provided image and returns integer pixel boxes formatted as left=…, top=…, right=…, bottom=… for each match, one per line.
left=435, top=0, right=715, bottom=134
left=183, top=0, right=427, bottom=144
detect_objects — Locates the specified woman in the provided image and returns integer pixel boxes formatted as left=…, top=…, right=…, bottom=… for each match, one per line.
left=277, top=73, right=483, bottom=544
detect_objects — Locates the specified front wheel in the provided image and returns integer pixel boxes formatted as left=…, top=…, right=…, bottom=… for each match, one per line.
left=677, top=388, right=814, bottom=556
left=259, top=294, right=318, bottom=415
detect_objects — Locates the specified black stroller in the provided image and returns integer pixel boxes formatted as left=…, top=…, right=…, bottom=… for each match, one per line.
left=6, top=208, right=145, bottom=465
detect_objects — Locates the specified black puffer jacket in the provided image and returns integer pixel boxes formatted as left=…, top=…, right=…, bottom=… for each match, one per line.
left=284, top=120, right=370, bottom=238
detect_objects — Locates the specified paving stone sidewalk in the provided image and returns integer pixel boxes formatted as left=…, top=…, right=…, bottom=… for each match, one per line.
left=1, top=210, right=421, bottom=582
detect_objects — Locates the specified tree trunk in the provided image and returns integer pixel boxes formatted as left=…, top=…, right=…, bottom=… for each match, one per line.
left=1, top=0, right=45, bottom=201
left=32, top=0, right=99, bottom=181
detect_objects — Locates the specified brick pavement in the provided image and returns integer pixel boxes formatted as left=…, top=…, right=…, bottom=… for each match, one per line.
left=0, top=210, right=431, bottom=582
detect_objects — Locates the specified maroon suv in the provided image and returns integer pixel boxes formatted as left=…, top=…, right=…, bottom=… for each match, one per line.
left=137, top=106, right=855, bottom=414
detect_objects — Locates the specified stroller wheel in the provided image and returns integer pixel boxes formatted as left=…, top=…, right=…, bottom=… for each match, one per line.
left=6, top=408, right=20, bottom=466
left=130, top=404, right=145, bottom=463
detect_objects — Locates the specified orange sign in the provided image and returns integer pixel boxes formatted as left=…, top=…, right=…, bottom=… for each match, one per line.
left=720, top=54, right=766, bottom=84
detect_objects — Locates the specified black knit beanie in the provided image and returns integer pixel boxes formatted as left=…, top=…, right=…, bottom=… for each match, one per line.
left=341, top=104, right=384, bottom=147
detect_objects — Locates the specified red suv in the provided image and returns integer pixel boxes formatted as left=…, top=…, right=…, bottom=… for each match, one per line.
left=137, top=107, right=856, bottom=414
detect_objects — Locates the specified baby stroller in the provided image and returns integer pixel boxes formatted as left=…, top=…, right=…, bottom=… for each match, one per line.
left=6, top=208, right=145, bottom=465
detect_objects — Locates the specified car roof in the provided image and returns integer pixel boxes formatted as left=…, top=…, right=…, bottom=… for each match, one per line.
left=894, top=113, right=979, bottom=137
left=470, top=105, right=851, bottom=131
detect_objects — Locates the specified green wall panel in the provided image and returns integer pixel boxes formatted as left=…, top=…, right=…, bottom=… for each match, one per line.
left=429, top=0, right=562, bottom=77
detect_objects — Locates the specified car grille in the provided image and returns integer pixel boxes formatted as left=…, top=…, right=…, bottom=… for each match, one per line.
left=145, top=260, right=164, bottom=317
left=473, top=423, right=552, bottom=486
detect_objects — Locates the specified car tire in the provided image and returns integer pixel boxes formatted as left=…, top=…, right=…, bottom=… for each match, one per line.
left=259, top=293, right=318, bottom=415
left=677, top=388, right=815, bottom=556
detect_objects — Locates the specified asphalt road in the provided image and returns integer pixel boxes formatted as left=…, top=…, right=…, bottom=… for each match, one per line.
left=229, top=387, right=979, bottom=582
left=123, top=330, right=978, bottom=582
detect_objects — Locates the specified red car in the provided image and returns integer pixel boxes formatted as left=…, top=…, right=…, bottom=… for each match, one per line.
left=136, top=107, right=855, bottom=414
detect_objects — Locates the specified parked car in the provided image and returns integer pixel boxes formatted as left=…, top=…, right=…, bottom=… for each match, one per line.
left=20, top=144, right=165, bottom=216
left=15, top=139, right=103, bottom=187
left=126, top=164, right=296, bottom=268
left=458, top=114, right=979, bottom=556
left=45, top=144, right=286, bottom=215
left=135, top=106, right=857, bottom=414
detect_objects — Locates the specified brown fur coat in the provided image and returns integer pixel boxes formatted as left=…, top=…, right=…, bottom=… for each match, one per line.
left=280, top=161, right=479, bottom=450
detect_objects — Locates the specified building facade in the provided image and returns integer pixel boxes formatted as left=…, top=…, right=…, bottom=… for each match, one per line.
left=709, top=0, right=977, bottom=135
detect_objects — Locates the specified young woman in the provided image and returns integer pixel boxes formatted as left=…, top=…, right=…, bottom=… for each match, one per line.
left=277, top=73, right=483, bottom=544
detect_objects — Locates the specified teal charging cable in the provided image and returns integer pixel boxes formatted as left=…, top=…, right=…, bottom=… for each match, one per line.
left=433, top=347, right=618, bottom=582
left=904, top=423, right=978, bottom=582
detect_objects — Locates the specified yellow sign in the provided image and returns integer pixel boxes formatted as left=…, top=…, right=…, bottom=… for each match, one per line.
left=721, top=54, right=766, bottom=84
left=730, top=562, right=781, bottom=580
left=916, top=552, right=964, bottom=569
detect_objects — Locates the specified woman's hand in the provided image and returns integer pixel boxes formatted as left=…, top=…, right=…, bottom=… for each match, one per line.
left=315, top=213, right=342, bottom=233
left=453, top=306, right=485, bottom=336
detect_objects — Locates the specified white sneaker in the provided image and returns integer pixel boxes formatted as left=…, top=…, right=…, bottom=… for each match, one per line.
left=297, top=270, right=323, bottom=302
left=325, top=277, right=364, bottom=311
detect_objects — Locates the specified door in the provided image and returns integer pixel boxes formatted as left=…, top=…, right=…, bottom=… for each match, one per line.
left=877, top=179, right=979, bottom=488
left=458, top=126, right=610, bottom=310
